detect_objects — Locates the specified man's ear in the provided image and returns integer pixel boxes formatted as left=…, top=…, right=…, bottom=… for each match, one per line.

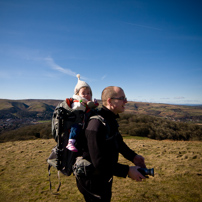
left=107, top=98, right=112, bottom=106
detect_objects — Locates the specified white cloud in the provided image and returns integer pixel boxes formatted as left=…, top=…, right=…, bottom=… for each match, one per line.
left=101, top=75, right=107, bottom=80
left=44, top=56, right=105, bottom=83
left=44, top=56, right=77, bottom=77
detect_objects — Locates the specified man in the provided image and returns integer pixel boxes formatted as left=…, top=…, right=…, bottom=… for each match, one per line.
left=76, top=86, right=146, bottom=201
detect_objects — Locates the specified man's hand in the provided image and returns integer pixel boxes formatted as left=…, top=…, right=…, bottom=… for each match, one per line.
left=128, top=166, right=146, bottom=181
left=133, top=155, right=146, bottom=168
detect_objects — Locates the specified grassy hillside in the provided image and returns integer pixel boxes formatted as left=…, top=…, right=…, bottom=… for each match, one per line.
left=0, top=138, right=201, bottom=201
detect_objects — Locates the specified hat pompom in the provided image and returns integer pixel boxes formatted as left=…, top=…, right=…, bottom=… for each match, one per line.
left=77, top=74, right=80, bottom=80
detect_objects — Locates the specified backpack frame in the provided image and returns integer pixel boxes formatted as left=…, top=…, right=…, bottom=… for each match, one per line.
left=47, top=98, right=108, bottom=192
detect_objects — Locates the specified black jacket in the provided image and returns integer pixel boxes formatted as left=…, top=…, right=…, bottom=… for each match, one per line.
left=82, top=106, right=137, bottom=182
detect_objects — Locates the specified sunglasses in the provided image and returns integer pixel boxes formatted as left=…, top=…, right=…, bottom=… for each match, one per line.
left=111, top=97, right=127, bottom=102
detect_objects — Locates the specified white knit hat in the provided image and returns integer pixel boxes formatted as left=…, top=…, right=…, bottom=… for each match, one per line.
left=74, top=74, right=92, bottom=95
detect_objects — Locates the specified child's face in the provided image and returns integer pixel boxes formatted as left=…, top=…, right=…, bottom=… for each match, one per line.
left=78, top=87, right=92, bottom=101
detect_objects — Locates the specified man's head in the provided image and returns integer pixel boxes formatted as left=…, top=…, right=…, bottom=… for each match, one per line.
left=101, top=86, right=127, bottom=115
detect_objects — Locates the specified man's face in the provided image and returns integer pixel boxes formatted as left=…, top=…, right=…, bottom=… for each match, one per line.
left=110, top=88, right=127, bottom=115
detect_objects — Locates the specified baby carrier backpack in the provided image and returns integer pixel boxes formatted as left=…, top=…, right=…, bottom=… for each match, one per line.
left=47, top=98, right=106, bottom=192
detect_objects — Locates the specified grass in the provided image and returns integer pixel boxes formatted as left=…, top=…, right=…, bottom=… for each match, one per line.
left=37, top=120, right=51, bottom=123
left=0, top=138, right=201, bottom=202
left=123, top=135, right=150, bottom=140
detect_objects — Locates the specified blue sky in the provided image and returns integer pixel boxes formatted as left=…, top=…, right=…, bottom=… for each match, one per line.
left=0, top=0, right=202, bottom=104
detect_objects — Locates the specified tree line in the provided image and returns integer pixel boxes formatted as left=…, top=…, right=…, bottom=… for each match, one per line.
left=0, top=113, right=202, bottom=143
left=118, top=113, right=202, bottom=141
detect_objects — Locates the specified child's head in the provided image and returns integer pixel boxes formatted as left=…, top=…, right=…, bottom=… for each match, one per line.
left=74, top=74, right=92, bottom=101
left=78, top=86, right=92, bottom=101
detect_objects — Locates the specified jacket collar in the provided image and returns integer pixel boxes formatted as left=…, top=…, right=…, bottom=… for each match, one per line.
left=101, top=106, right=120, bottom=119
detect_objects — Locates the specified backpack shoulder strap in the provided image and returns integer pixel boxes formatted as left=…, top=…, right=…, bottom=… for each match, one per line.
left=89, top=115, right=110, bottom=139
left=89, top=115, right=106, bottom=126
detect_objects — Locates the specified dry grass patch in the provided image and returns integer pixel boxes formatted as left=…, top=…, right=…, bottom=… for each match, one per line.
left=0, top=138, right=201, bottom=202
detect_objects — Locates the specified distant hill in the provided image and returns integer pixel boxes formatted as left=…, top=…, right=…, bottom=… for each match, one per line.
left=0, top=99, right=202, bottom=142
left=1, top=99, right=202, bottom=121
left=126, top=101, right=202, bottom=123
left=0, top=99, right=61, bottom=133
left=0, top=99, right=61, bottom=119
left=0, top=99, right=202, bottom=135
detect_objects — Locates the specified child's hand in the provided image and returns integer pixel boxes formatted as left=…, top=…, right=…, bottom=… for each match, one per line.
left=87, top=100, right=99, bottom=109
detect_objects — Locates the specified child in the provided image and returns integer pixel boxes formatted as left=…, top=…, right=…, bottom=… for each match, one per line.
left=66, top=74, right=98, bottom=152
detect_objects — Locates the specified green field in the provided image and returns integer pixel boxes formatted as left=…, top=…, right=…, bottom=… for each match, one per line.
left=0, top=138, right=201, bottom=202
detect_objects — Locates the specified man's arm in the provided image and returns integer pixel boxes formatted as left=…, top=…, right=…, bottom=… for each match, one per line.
left=116, top=133, right=146, bottom=168
left=116, top=133, right=137, bottom=161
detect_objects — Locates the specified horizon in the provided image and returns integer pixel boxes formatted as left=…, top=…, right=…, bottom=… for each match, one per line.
left=0, top=97, right=201, bottom=106
left=0, top=0, right=202, bottom=105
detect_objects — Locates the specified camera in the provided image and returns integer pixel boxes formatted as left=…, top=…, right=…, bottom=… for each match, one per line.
left=138, top=168, right=154, bottom=177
